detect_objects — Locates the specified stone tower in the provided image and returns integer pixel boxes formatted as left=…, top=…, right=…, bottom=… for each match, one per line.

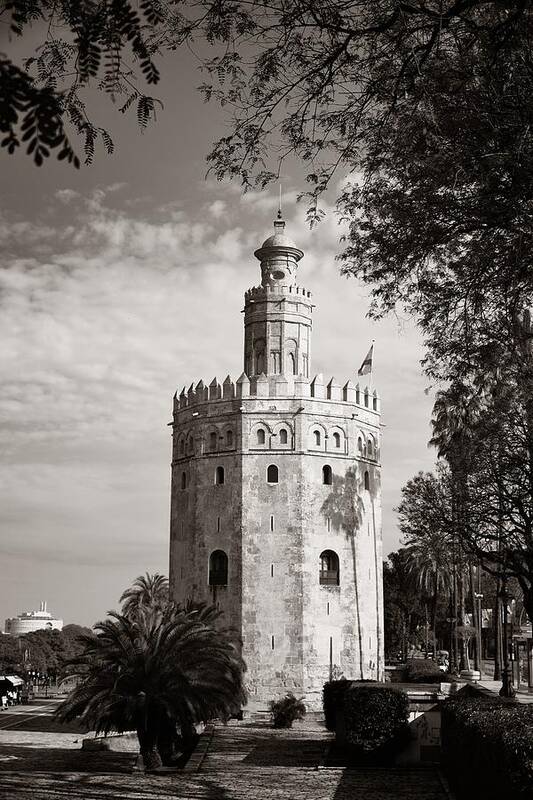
left=169, top=214, right=384, bottom=707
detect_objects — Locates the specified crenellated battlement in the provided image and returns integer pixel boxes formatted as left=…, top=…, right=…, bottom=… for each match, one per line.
left=173, top=372, right=380, bottom=414
left=245, top=284, right=312, bottom=302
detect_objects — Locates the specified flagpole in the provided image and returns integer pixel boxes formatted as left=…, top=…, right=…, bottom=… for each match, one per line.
left=369, top=339, right=375, bottom=395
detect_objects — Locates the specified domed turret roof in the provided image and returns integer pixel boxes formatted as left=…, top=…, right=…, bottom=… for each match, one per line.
left=254, top=213, right=304, bottom=264
left=260, top=231, right=299, bottom=250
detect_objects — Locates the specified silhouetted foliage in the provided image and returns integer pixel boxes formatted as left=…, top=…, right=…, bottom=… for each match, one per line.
left=383, top=550, right=425, bottom=661
left=56, top=603, right=246, bottom=771
left=1, top=0, right=162, bottom=165
left=269, top=693, right=306, bottom=729
left=120, top=572, right=169, bottom=619
left=0, top=633, right=22, bottom=671
left=0, top=624, right=92, bottom=679
left=442, top=696, right=533, bottom=799
left=404, top=658, right=442, bottom=684
left=322, top=678, right=350, bottom=732
left=341, top=684, right=409, bottom=763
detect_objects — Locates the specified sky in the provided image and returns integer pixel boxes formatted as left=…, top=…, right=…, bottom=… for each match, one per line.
left=0, top=40, right=435, bottom=628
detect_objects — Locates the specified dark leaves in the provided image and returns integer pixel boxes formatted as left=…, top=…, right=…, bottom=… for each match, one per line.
left=0, top=56, right=78, bottom=166
left=2, top=0, right=164, bottom=165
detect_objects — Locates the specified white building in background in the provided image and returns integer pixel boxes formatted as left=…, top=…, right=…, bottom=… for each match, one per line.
left=4, top=601, right=63, bottom=635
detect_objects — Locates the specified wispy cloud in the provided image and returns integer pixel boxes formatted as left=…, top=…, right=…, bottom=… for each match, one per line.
left=0, top=186, right=435, bottom=624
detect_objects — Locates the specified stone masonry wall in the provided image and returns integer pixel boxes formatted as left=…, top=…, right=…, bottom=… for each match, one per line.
left=169, top=377, right=383, bottom=709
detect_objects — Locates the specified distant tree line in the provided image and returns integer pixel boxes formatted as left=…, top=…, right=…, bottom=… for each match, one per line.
left=0, top=623, right=92, bottom=680
left=385, top=456, right=530, bottom=677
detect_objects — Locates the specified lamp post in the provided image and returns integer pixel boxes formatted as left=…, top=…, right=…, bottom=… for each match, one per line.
left=499, top=580, right=515, bottom=698
left=474, top=591, right=484, bottom=677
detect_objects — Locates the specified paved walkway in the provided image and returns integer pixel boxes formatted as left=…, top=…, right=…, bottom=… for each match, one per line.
left=476, top=679, right=533, bottom=702
left=0, top=700, right=453, bottom=799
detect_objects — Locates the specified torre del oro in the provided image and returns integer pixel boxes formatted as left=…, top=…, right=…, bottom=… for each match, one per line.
left=169, top=213, right=384, bottom=707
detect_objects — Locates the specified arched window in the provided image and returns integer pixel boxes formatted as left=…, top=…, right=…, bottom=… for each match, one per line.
left=364, top=470, right=370, bottom=491
left=187, top=436, right=194, bottom=454
left=267, top=464, right=279, bottom=484
left=215, top=466, right=225, bottom=485
left=367, top=439, right=373, bottom=458
left=181, top=471, right=187, bottom=490
left=209, top=550, right=228, bottom=586
left=373, top=395, right=378, bottom=411
left=333, top=432, right=341, bottom=448
left=226, top=429, right=233, bottom=447
left=313, top=429, right=321, bottom=446
left=364, top=390, right=369, bottom=408
left=319, top=550, right=339, bottom=586
left=279, top=428, right=288, bottom=445
left=357, top=436, right=363, bottom=453
left=257, top=428, right=266, bottom=445
left=209, top=431, right=217, bottom=451
left=179, top=438, right=185, bottom=455
left=322, top=465, right=333, bottom=485
left=289, top=352, right=296, bottom=374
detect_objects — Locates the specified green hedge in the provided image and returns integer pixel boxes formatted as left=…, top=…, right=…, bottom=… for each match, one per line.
left=322, top=679, right=350, bottom=731
left=341, top=684, right=409, bottom=763
left=441, top=696, right=533, bottom=799
left=405, top=658, right=443, bottom=683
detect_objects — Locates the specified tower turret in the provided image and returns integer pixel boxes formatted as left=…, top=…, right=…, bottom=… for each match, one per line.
left=244, top=214, right=312, bottom=378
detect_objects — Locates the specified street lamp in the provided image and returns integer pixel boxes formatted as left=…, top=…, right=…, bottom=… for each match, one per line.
left=499, top=580, right=516, bottom=698
left=474, top=591, right=484, bottom=676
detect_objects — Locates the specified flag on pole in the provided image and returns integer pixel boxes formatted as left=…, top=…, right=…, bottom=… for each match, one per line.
left=358, top=343, right=374, bottom=376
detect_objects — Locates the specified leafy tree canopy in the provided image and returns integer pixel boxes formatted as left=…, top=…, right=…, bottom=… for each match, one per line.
left=120, top=572, right=169, bottom=619
left=3, top=2, right=531, bottom=384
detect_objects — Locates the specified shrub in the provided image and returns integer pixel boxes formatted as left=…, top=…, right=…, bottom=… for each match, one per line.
left=441, top=696, right=533, bottom=799
left=269, top=693, right=306, bottom=729
left=322, top=679, right=350, bottom=731
left=405, top=658, right=442, bottom=683
left=340, top=684, right=409, bottom=763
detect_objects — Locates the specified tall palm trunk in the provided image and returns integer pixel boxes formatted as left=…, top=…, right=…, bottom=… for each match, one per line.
left=349, top=536, right=364, bottom=679
left=137, top=724, right=163, bottom=772
left=432, top=570, right=439, bottom=656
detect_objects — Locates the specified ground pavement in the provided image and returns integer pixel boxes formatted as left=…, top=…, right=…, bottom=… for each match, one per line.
left=0, top=699, right=453, bottom=800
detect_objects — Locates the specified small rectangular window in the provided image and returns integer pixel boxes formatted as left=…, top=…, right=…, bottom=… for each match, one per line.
left=270, top=515, right=274, bottom=531
left=369, top=636, right=372, bottom=650
left=326, top=602, right=330, bottom=616
left=271, top=635, right=275, bottom=650
left=217, top=516, right=220, bottom=532
left=327, top=517, right=331, bottom=532
left=271, top=564, right=274, bottom=577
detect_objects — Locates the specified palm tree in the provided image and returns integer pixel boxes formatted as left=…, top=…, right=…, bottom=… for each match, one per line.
left=55, top=603, right=246, bottom=771
left=430, top=382, right=483, bottom=671
left=120, top=573, right=169, bottom=619
left=404, top=535, right=451, bottom=657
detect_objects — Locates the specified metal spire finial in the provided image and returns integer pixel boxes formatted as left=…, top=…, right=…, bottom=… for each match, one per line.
left=274, top=183, right=285, bottom=232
